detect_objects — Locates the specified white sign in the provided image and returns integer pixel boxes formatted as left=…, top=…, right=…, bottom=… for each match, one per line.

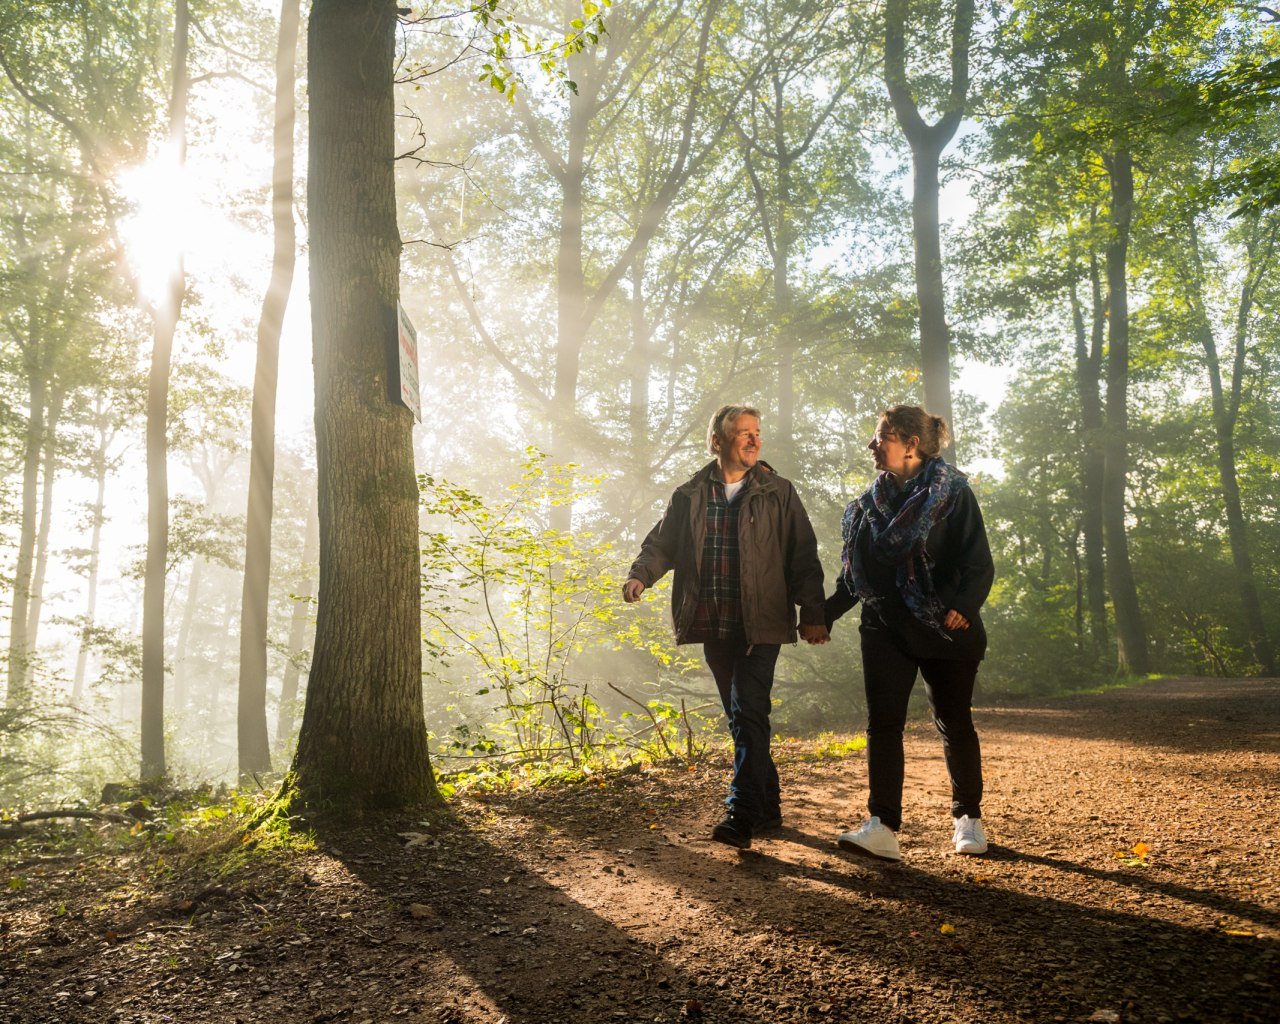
left=396, top=302, right=421, bottom=423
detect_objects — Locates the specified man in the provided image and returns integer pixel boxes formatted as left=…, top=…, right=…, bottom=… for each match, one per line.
left=623, top=404, right=829, bottom=849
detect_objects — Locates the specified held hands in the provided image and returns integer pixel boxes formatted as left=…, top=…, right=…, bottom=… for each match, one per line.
left=943, top=609, right=970, bottom=631
left=622, top=578, right=645, bottom=603
left=799, top=623, right=830, bottom=645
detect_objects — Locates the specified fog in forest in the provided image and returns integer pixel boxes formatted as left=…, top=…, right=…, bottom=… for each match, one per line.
left=2, top=0, right=1277, bottom=805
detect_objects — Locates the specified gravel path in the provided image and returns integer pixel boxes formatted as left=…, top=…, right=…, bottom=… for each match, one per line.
left=3, top=676, right=1277, bottom=1024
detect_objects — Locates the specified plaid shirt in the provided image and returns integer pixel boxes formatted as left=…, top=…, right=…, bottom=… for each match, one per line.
left=687, top=479, right=744, bottom=641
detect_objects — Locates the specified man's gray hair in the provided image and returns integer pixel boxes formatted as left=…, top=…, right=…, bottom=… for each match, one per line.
left=707, top=404, right=761, bottom=456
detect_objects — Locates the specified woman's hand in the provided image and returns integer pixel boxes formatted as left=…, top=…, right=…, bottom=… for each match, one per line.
left=943, top=609, right=970, bottom=631
left=799, top=623, right=830, bottom=645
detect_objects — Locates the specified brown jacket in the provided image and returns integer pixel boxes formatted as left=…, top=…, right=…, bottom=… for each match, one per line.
left=627, top=461, right=826, bottom=645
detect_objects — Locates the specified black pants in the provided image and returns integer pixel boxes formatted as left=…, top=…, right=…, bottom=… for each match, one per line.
left=703, top=639, right=782, bottom=826
left=861, top=627, right=983, bottom=831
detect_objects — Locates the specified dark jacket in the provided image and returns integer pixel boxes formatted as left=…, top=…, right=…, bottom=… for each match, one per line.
left=628, top=461, right=826, bottom=645
left=826, top=482, right=994, bottom=660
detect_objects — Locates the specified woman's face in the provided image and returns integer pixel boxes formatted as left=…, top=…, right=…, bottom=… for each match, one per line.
left=868, top=418, right=916, bottom=478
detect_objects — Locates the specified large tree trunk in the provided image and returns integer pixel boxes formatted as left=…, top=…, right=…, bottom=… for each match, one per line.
left=5, top=350, right=43, bottom=705
left=884, top=0, right=974, bottom=463
left=141, top=0, right=190, bottom=783
left=1100, top=148, right=1149, bottom=676
left=277, top=498, right=318, bottom=747
left=72, top=411, right=112, bottom=704
left=290, top=0, right=438, bottom=809
left=238, top=0, right=301, bottom=783
left=1069, top=254, right=1109, bottom=658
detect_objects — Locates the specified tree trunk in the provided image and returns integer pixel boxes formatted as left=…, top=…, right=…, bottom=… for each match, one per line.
left=173, top=557, right=203, bottom=712
left=73, top=412, right=112, bottom=704
left=1189, top=217, right=1275, bottom=675
left=141, top=0, right=190, bottom=783
left=5, top=351, right=43, bottom=705
left=550, top=37, right=590, bottom=536
left=884, top=0, right=973, bottom=463
left=627, top=250, right=649, bottom=449
left=24, top=385, right=64, bottom=682
left=1069, top=257, right=1108, bottom=658
left=238, top=0, right=301, bottom=783
left=1100, top=148, right=1149, bottom=676
left=277, top=498, right=318, bottom=747
left=290, top=0, right=438, bottom=809
left=909, top=146, right=953, bottom=450
left=1203, top=342, right=1274, bottom=675
left=774, top=149, right=795, bottom=466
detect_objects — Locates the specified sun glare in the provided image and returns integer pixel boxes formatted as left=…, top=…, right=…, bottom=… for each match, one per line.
left=117, top=145, right=191, bottom=307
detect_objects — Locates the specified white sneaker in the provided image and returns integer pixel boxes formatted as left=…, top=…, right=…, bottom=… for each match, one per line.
left=953, top=814, right=988, bottom=855
left=837, top=816, right=902, bottom=861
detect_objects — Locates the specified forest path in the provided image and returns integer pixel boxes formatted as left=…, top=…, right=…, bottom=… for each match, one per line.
left=4, top=677, right=1278, bottom=1024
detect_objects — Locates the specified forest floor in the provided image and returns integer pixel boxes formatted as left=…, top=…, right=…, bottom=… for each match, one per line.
left=2, top=676, right=1278, bottom=1024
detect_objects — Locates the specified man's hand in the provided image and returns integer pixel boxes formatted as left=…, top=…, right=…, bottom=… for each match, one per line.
left=622, top=578, right=645, bottom=603
left=943, top=609, right=970, bottom=631
left=799, top=623, right=830, bottom=645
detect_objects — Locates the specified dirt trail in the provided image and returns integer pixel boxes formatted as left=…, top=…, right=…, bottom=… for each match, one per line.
left=3, top=677, right=1277, bottom=1024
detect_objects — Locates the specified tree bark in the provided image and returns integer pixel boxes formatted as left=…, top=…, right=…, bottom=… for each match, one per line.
left=141, top=0, right=190, bottom=782
left=1100, top=148, right=1149, bottom=676
left=884, top=0, right=974, bottom=462
left=238, top=0, right=300, bottom=783
left=290, top=0, right=438, bottom=809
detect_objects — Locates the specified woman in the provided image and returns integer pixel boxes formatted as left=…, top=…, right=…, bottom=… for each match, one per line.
left=826, top=405, right=994, bottom=861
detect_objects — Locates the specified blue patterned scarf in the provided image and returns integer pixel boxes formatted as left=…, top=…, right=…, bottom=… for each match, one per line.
left=840, top=456, right=969, bottom=638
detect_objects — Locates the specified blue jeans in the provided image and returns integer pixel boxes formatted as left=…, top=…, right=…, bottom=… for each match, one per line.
left=703, top=639, right=782, bottom=825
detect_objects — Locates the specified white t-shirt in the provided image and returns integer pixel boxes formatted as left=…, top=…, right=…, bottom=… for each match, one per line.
left=723, top=478, right=746, bottom=503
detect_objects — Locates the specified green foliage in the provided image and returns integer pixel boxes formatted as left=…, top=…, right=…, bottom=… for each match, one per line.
left=398, top=0, right=611, bottom=100
left=0, top=690, right=132, bottom=808
left=420, top=449, right=712, bottom=785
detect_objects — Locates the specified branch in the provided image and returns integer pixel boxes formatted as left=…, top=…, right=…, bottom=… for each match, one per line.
left=189, top=69, right=269, bottom=95
left=11, top=808, right=130, bottom=824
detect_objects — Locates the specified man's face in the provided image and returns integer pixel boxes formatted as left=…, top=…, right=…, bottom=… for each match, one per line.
left=717, top=414, right=761, bottom=473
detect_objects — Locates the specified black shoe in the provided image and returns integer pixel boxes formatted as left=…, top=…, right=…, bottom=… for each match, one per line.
left=755, top=814, right=783, bottom=833
left=711, top=812, right=752, bottom=849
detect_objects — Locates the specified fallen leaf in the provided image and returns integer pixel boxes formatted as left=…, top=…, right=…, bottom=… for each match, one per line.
left=407, top=904, right=435, bottom=920
left=940, top=923, right=956, bottom=936
left=1088, top=1011, right=1120, bottom=1023
left=1132, top=841, right=1150, bottom=858
left=1223, top=929, right=1255, bottom=937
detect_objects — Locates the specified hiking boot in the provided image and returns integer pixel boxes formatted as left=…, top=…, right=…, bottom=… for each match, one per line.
left=711, top=811, right=753, bottom=849
left=952, top=814, right=988, bottom=855
left=836, top=816, right=901, bottom=862
left=755, top=813, right=783, bottom=833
